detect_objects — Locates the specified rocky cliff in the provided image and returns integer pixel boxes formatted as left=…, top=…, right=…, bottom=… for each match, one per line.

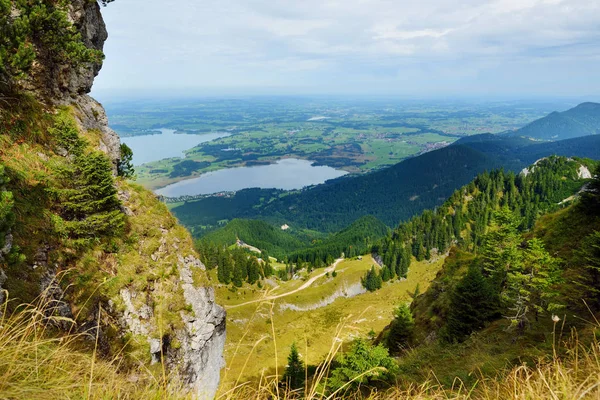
left=0, top=1, right=226, bottom=398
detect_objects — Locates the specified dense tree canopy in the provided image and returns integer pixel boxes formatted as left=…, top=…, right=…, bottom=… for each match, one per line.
left=377, top=157, right=594, bottom=278
left=195, top=240, right=273, bottom=287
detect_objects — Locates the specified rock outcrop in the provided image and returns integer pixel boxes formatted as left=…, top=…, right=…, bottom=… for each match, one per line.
left=115, top=247, right=226, bottom=400
left=22, top=0, right=106, bottom=101
left=21, top=0, right=120, bottom=172
left=6, top=2, right=227, bottom=398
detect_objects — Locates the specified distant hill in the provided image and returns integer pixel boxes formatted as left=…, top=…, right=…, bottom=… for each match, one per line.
left=511, top=102, right=600, bottom=140
left=201, top=218, right=309, bottom=259
left=173, top=134, right=600, bottom=234
left=288, top=215, right=390, bottom=263
left=254, top=134, right=600, bottom=231
left=200, top=215, right=389, bottom=263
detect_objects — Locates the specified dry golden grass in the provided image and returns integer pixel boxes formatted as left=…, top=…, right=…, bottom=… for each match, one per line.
left=0, top=291, right=191, bottom=400
left=217, top=330, right=600, bottom=400
left=1, top=285, right=599, bottom=399
left=217, top=296, right=600, bottom=400
left=218, top=255, right=445, bottom=389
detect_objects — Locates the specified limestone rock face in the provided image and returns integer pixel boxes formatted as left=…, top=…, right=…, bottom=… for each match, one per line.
left=66, top=1, right=121, bottom=171
left=177, top=256, right=227, bottom=400
left=116, top=255, right=226, bottom=400
left=22, top=0, right=107, bottom=100
left=18, top=0, right=120, bottom=171
left=72, top=94, right=121, bottom=173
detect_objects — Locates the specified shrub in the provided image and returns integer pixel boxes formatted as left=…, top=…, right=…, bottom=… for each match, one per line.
left=328, top=339, right=398, bottom=394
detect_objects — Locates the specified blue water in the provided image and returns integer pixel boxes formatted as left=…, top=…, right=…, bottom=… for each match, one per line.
left=120, top=128, right=229, bottom=166
left=155, top=158, right=348, bottom=197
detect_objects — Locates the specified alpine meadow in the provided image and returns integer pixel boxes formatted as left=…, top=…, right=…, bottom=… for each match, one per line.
left=1, top=1, right=600, bottom=400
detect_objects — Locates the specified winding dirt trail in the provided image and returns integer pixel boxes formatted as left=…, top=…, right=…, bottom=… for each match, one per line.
left=225, top=258, right=344, bottom=310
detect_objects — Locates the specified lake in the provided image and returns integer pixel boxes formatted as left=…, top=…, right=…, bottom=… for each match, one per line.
left=120, top=128, right=230, bottom=166
left=155, top=158, right=348, bottom=197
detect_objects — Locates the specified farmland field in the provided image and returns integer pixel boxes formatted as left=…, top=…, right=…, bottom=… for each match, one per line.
left=103, top=97, right=571, bottom=191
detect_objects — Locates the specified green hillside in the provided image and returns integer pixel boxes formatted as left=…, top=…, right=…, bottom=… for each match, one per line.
left=375, top=155, right=596, bottom=270
left=200, top=215, right=389, bottom=264
left=382, top=180, right=600, bottom=390
left=172, top=134, right=600, bottom=234
left=287, top=215, right=390, bottom=264
left=201, top=218, right=310, bottom=259
left=513, top=102, right=600, bottom=140
left=208, top=153, right=600, bottom=397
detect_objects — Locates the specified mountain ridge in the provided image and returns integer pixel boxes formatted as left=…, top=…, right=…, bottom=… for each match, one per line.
left=510, top=101, right=600, bottom=140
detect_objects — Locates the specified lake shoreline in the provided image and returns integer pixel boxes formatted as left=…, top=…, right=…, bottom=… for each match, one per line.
left=120, top=128, right=230, bottom=166
left=154, top=157, right=348, bottom=197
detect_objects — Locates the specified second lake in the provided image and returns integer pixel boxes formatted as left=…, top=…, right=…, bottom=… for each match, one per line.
left=121, top=128, right=230, bottom=166
left=155, top=158, right=348, bottom=197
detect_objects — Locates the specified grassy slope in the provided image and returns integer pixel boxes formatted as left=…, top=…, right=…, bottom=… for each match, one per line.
left=0, top=105, right=210, bottom=385
left=216, top=254, right=445, bottom=390
left=0, top=301, right=190, bottom=400
left=384, top=202, right=600, bottom=391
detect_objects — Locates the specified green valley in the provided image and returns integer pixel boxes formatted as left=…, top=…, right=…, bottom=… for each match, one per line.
left=104, top=98, right=570, bottom=189
left=3, top=1, right=600, bottom=399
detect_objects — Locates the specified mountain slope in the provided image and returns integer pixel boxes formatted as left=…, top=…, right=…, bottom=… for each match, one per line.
left=257, top=135, right=600, bottom=231
left=201, top=218, right=309, bottom=259
left=387, top=181, right=600, bottom=391
left=0, top=2, right=225, bottom=398
left=513, top=102, right=600, bottom=140
left=172, top=134, right=600, bottom=235
left=288, top=215, right=390, bottom=263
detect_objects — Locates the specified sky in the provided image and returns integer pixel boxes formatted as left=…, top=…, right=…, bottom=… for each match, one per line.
left=92, top=0, right=600, bottom=98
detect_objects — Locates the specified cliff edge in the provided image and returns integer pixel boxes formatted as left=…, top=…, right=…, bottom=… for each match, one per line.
left=0, top=1, right=225, bottom=398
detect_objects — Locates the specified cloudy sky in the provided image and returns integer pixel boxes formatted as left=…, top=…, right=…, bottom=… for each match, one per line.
left=93, top=0, right=600, bottom=98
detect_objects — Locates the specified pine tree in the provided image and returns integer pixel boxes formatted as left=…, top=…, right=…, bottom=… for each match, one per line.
left=0, top=165, right=14, bottom=251
left=578, top=231, right=600, bottom=306
left=217, top=252, right=232, bottom=284
left=502, top=239, right=563, bottom=329
left=481, top=209, right=522, bottom=290
left=444, top=266, right=498, bottom=342
left=117, top=143, right=135, bottom=178
left=328, top=339, right=398, bottom=393
left=282, top=342, right=305, bottom=390
left=247, top=257, right=260, bottom=284
left=386, top=303, right=414, bottom=353
left=54, top=150, right=125, bottom=245
left=361, top=266, right=383, bottom=292
left=388, top=254, right=397, bottom=278
left=232, top=262, right=244, bottom=287
left=381, top=266, right=392, bottom=282
left=396, top=250, right=410, bottom=278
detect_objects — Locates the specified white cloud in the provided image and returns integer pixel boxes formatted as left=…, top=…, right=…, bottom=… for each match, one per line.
left=93, top=0, right=600, bottom=96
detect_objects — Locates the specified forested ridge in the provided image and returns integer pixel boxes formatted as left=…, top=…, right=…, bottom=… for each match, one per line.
left=172, top=132, right=600, bottom=236
left=512, top=102, right=600, bottom=140
left=201, top=218, right=308, bottom=260
left=370, top=160, right=600, bottom=392
left=375, top=156, right=595, bottom=282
